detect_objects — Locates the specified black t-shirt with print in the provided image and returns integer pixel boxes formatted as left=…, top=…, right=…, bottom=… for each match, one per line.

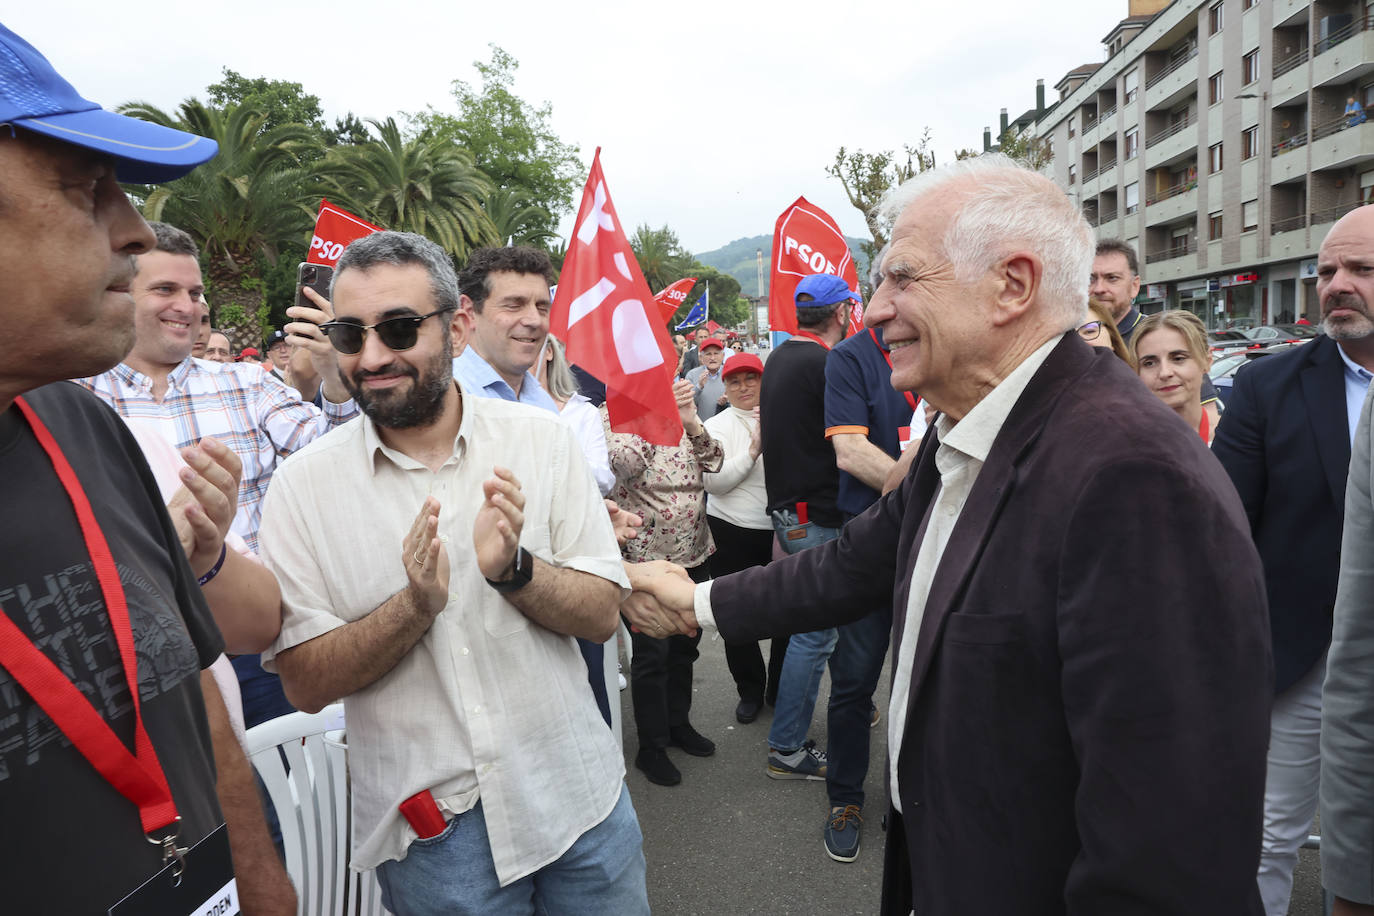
left=0, top=382, right=224, bottom=914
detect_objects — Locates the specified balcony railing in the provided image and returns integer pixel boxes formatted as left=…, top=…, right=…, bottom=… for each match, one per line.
left=1272, top=131, right=1309, bottom=156
left=1099, top=157, right=1118, bottom=172
left=1099, top=105, right=1118, bottom=124
left=1146, top=180, right=1197, bottom=206
left=1146, top=114, right=1193, bottom=148
left=1145, top=237, right=1198, bottom=264
left=1097, top=207, right=1119, bottom=224
left=1315, top=15, right=1374, bottom=56
left=1271, top=213, right=1307, bottom=233
left=1313, top=110, right=1365, bottom=142
left=1312, top=200, right=1369, bottom=225
left=1082, top=165, right=1100, bottom=181
left=1146, top=48, right=1199, bottom=89
left=1273, top=46, right=1309, bottom=78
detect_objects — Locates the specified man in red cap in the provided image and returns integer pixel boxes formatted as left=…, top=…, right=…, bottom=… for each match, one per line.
left=686, top=337, right=728, bottom=417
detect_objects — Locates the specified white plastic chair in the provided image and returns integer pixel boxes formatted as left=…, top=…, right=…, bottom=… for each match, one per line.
left=245, top=705, right=385, bottom=916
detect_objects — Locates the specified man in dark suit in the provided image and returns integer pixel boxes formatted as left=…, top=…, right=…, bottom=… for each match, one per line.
left=627, top=156, right=1272, bottom=914
left=1211, top=205, right=1374, bottom=915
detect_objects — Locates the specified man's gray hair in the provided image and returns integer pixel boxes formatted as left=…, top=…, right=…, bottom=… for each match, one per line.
left=332, top=231, right=459, bottom=312
left=876, top=154, right=1093, bottom=332
left=147, top=221, right=199, bottom=259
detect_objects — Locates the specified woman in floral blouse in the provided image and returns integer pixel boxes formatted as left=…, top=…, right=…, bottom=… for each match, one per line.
left=604, top=378, right=723, bottom=787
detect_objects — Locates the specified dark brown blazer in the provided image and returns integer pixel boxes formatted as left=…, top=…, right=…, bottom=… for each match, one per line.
left=712, top=333, right=1272, bottom=915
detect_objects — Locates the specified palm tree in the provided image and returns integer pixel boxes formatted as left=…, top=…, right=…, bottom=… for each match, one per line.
left=483, top=187, right=557, bottom=248
left=630, top=224, right=695, bottom=293
left=323, top=118, right=498, bottom=262
left=119, top=100, right=319, bottom=348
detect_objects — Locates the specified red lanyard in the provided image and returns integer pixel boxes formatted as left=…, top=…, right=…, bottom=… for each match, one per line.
left=793, top=330, right=832, bottom=351
left=0, top=397, right=179, bottom=837
left=1198, top=408, right=1210, bottom=443
left=869, top=330, right=920, bottom=412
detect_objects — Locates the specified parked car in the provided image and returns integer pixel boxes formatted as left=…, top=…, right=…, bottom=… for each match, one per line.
left=1209, top=342, right=1301, bottom=405
left=1209, top=330, right=1257, bottom=356
left=1243, top=324, right=1317, bottom=344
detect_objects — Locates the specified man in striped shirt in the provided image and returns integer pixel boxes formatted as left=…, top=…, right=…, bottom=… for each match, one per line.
left=76, top=221, right=358, bottom=727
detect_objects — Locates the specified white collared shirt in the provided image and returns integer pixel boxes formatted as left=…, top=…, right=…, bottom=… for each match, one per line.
left=1336, top=343, right=1374, bottom=445
left=886, top=336, right=1059, bottom=811
left=259, top=384, right=628, bottom=881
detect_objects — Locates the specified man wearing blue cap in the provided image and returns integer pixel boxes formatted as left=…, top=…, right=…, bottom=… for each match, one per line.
left=0, top=24, right=294, bottom=915
left=755, top=273, right=857, bottom=792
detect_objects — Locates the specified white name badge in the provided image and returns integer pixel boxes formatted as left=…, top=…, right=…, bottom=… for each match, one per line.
left=110, top=824, right=237, bottom=916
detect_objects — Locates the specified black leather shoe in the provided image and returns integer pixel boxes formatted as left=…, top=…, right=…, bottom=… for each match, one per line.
left=635, top=747, right=681, bottom=786
left=735, top=698, right=762, bottom=724
left=668, top=724, right=716, bottom=757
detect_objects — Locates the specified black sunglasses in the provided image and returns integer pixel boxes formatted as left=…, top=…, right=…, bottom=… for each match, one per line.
left=319, top=307, right=455, bottom=355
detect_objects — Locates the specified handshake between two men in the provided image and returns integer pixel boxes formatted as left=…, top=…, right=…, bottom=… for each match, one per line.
left=622, top=562, right=703, bottom=638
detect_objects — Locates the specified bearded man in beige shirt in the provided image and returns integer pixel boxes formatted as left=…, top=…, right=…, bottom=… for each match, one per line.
left=259, top=231, right=648, bottom=916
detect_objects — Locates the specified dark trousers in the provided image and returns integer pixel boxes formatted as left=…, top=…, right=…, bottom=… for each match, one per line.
left=578, top=639, right=612, bottom=728
left=631, top=563, right=708, bottom=750
left=826, top=601, right=892, bottom=810
left=706, top=515, right=788, bottom=704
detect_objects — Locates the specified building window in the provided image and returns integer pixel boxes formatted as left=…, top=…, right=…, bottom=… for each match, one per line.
left=1126, top=182, right=1140, bottom=214
left=1243, top=49, right=1260, bottom=85
left=1124, top=69, right=1139, bottom=104
left=1069, top=116, right=1076, bottom=138
left=1242, top=125, right=1260, bottom=159
left=1125, top=128, right=1140, bottom=160
left=1210, top=211, right=1224, bottom=239
left=1209, top=142, right=1224, bottom=173
left=1209, top=71, right=1224, bottom=105
left=1069, top=163, right=1077, bottom=184
left=1243, top=200, right=1259, bottom=231
left=1209, top=2, right=1224, bottom=34
left=1243, top=0, right=1257, bottom=9
left=1362, top=169, right=1374, bottom=204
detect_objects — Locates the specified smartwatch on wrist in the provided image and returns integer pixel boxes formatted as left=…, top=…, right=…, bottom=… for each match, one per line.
left=486, top=546, right=533, bottom=594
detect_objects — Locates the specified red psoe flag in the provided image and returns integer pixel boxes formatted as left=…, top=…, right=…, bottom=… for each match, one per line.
left=551, top=150, right=683, bottom=446
left=654, top=277, right=697, bottom=325
left=768, top=196, right=860, bottom=336
left=307, top=199, right=384, bottom=267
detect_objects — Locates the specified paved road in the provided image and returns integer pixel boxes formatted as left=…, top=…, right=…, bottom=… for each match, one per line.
left=619, top=633, right=1327, bottom=915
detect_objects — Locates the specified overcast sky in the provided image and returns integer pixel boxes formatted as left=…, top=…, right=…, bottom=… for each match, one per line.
left=10, top=1, right=1121, bottom=253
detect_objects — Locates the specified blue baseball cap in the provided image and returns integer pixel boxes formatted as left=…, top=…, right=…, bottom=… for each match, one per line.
left=0, top=24, right=217, bottom=182
left=794, top=273, right=860, bottom=308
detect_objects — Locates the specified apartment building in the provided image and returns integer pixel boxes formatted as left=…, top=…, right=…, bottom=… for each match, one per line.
left=1036, top=0, right=1374, bottom=327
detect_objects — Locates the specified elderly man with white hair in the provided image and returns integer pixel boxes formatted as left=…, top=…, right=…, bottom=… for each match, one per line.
left=628, top=155, right=1272, bottom=914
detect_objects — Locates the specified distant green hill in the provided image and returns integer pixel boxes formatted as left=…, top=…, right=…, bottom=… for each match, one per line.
left=695, top=234, right=871, bottom=298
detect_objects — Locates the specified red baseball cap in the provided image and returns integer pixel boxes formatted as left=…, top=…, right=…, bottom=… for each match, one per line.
left=722, top=354, right=764, bottom=378
left=700, top=337, right=725, bottom=351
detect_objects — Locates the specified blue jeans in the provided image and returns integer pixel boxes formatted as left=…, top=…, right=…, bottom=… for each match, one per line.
left=826, top=604, right=892, bottom=809
left=375, top=783, right=648, bottom=916
left=766, top=522, right=841, bottom=753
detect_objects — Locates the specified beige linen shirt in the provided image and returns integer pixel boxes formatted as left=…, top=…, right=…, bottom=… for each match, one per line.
left=259, top=385, right=629, bottom=881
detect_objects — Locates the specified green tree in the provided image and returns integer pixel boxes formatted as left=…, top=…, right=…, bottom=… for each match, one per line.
left=119, top=99, right=319, bottom=347
left=413, top=45, right=583, bottom=237
left=207, top=69, right=326, bottom=135
left=323, top=117, right=499, bottom=262
left=630, top=224, right=696, bottom=293
left=826, top=130, right=936, bottom=261
left=994, top=128, right=1054, bottom=170
left=484, top=187, right=557, bottom=247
